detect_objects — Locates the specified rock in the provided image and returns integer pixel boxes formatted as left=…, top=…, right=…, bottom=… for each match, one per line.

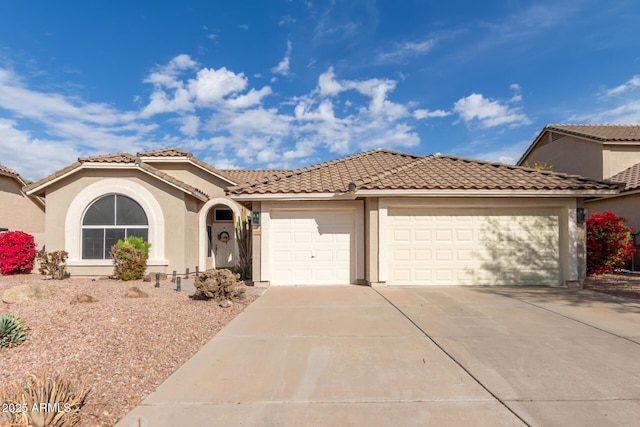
left=219, top=299, right=232, bottom=308
left=125, top=286, right=149, bottom=298
left=2, top=283, right=51, bottom=304
left=70, top=294, right=98, bottom=305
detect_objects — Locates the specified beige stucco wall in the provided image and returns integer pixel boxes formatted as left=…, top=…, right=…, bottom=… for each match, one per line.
left=586, top=193, right=640, bottom=232
left=364, top=197, right=380, bottom=285
left=602, top=145, right=640, bottom=179
left=0, top=175, right=45, bottom=246
left=522, top=134, right=604, bottom=179
left=144, top=162, right=230, bottom=198
left=42, top=169, right=198, bottom=276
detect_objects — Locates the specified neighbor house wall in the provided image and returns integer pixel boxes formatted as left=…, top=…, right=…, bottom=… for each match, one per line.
left=602, top=145, right=640, bottom=179
left=0, top=175, right=45, bottom=246
left=586, top=193, right=640, bottom=232
left=522, top=134, right=603, bottom=179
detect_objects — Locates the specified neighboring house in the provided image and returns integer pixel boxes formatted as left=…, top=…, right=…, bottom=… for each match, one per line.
left=517, top=124, right=640, bottom=232
left=0, top=164, right=45, bottom=245
left=228, top=149, right=620, bottom=287
left=23, top=149, right=282, bottom=276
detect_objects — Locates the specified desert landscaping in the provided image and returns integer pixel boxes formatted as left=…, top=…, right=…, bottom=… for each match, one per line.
left=0, top=274, right=256, bottom=426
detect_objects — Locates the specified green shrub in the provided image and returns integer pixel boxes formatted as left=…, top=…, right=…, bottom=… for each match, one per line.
left=0, top=313, right=27, bottom=348
left=37, top=250, right=68, bottom=280
left=110, top=236, right=151, bottom=281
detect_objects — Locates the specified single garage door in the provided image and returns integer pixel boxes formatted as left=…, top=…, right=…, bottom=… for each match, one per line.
left=270, top=210, right=353, bottom=285
left=387, top=207, right=560, bottom=286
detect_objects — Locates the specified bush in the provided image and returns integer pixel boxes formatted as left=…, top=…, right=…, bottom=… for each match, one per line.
left=586, top=211, right=635, bottom=275
left=37, top=250, right=68, bottom=280
left=0, top=231, right=37, bottom=275
left=0, top=313, right=27, bottom=348
left=110, top=236, right=150, bottom=281
left=194, top=268, right=246, bottom=301
left=0, top=371, right=89, bottom=427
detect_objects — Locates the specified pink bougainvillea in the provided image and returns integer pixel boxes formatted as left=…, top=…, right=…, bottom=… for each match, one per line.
left=586, top=211, right=635, bottom=276
left=0, top=231, right=37, bottom=275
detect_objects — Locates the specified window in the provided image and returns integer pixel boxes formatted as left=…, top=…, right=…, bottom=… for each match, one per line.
left=214, top=208, right=234, bottom=222
left=82, top=194, right=148, bottom=259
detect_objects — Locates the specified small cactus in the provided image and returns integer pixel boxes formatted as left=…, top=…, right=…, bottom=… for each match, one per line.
left=0, top=313, right=27, bottom=348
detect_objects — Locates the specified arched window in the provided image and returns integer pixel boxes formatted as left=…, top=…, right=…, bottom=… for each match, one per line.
left=82, top=194, right=148, bottom=259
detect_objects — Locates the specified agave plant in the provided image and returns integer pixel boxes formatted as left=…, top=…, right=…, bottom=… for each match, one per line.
left=0, top=313, right=27, bottom=348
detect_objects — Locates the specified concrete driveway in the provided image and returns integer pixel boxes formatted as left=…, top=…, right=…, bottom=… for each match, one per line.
left=116, top=286, right=640, bottom=427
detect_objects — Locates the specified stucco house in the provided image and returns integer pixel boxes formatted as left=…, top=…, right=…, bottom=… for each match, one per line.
left=23, top=148, right=278, bottom=276
left=517, top=124, right=640, bottom=232
left=0, top=164, right=45, bottom=245
left=228, top=149, right=620, bottom=287
left=22, top=147, right=619, bottom=285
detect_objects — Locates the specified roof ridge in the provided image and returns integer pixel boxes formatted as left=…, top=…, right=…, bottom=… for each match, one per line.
left=228, top=148, right=424, bottom=192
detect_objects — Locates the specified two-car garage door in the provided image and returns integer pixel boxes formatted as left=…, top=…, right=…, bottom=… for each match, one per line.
left=387, top=207, right=561, bottom=286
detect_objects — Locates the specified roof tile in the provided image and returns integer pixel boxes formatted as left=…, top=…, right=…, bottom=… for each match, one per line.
left=546, top=124, right=640, bottom=142
left=229, top=150, right=621, bottom=195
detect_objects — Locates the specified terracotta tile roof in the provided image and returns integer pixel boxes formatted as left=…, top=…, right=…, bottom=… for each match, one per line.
left=546, top=124, right=640, bottom=142
left=228, top=149, right=621, bottom=195
left=78, top=153, right=138, bottom=163
left=221, top=169, right=292, bottom=184
left=228, top=149, right=422, bottom=194
left=137, top=148, right=192, bottom=157
left=608, top=162, right=640, bottom=191
left=24, top=154, right=209, bottom=201
left=0, top=164, right=19, bottom=177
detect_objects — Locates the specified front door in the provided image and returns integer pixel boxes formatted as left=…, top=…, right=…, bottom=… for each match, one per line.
left=212, top=222, right=235, bottom=268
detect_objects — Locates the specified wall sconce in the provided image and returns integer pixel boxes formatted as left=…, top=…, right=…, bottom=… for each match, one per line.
left=576, top=208, right=587, bottom=224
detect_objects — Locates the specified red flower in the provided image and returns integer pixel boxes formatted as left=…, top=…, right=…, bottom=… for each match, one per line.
left=586, top=211, right=635, bottom=275
left=0, top=231, right=37, bottom=275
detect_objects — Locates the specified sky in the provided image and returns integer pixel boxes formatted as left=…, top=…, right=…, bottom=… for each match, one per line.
left=1, top=0, right=640, bottom=181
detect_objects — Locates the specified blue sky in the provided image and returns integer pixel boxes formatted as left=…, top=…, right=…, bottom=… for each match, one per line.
left=1, top=1, right=640, bottom=181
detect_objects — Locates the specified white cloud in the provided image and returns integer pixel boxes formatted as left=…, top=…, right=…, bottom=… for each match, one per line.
left=188, top=67, right=248, bottom=105
left=317, top=67, right=344, bottom=96
left=572, top=101, right=640, bottom=124
left=606, top=75, right=640, bottom=96
left=177, top=115, right=200, bottom=137
left=271, top=41, right=292, bottom=76
left=377, top=39, right=436, bottom=63
left=454, top=93, right=530, bottom=128
left=226, top=86, right=273, bottom=109
left=413, top=109, right=451, bottom=120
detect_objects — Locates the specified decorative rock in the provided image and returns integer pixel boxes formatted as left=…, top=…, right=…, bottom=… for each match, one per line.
left=124, top=286, right=149, bottom=298
left=219, top=299, right=232, bottom=308
left=70, top=294, right=98, bottom=305
left=2, top=283, right=51, bottom=304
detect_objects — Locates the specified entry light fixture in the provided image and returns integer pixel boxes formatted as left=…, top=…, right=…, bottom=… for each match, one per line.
left=576, top=207, right=587, bottom=224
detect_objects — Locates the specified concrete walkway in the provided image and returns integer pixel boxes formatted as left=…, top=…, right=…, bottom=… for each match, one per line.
left=116, top=286, right=640, bottom=426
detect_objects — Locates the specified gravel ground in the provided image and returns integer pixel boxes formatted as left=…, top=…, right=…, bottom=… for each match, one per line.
left=584, top=272, right=640, bottom=300
left=0, top=274, right=257, bottom=427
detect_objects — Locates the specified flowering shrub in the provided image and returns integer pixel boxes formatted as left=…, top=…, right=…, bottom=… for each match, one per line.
left=0, top=231, right=37, bottom=275
left=586, top=211, right=635, bottom=275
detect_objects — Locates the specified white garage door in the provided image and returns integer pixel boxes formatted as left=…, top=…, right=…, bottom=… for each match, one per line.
left=387, top=207, right=560, bottom=286
left=270, top=210, right=353, bottom=285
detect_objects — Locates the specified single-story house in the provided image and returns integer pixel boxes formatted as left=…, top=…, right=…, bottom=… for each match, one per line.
left=0, top=164, right=45, bottom=245
left=22, top=147, right=620, bottom=286
left=228, top=149, right=620, bottom=287
left=517, top=124, right=640, bottom=231
left=23, top=148, right=280, bottom=276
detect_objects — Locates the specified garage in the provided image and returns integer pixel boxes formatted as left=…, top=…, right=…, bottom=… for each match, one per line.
left=269, top=209, right=354, bottom=285
left=387, top=207, right=561, bottom=286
